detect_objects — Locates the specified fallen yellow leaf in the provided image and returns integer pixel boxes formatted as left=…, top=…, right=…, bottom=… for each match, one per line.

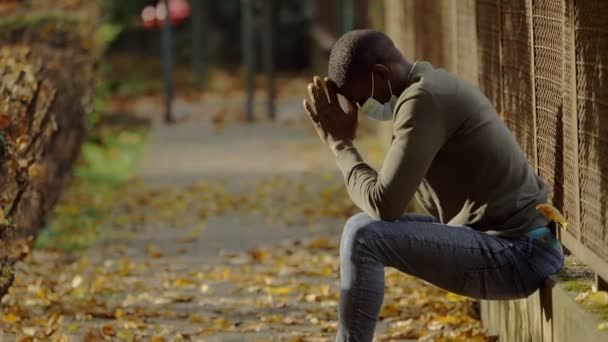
left=166, top=291, right=193, bottom=302
left=307, top=265, right=333, bottom=277
left=172, top=278, right=193, bottom=288
left=435, top=315, right=464, bottom=325
left=116, top=330, right=134, bottom=340
left=213, top=317, right=232, bottom=330
left=250, top=248, right=270, bottom=262
left=286, top=337, right=306, bottom=342
left=536, top=204, right=568, bottom=228
left=261, top=315, right=282, bottom=323
left=146, top=244, right=164, bottom=258
left=22, top=326, right=37, bottom=336
left=114, top=308, right=125, bottom=320
left=380, top=302, right=402, bottom=318
left=586, top=291, right=608, bottom=306
left=90, top=276, right=109, bottom=293
left=200, top=283, right=212, bottom=294
left=265, top=286, right=293, bottom=296
left=466, top=335, right=486, bottom=342
left=446, top=292, right=468, bottom=301
left=2, top=312, right=20, bottom=323
left=101, top=324, right=114, bottom=336
left=306, top=236, right=330, bottom=250
left=189, top=313, right=210, bottom=323
left=71, top=275, right=83, bottom=288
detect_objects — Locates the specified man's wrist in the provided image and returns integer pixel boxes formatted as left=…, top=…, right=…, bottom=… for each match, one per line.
left=330, top=139, right=354, bottom=156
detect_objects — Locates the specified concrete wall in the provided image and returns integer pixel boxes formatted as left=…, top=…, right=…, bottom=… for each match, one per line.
left=482, top=277, right=608, bottom=341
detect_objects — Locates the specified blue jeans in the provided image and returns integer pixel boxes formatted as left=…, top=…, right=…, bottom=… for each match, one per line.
left=336, top=213, right=564, bottom=342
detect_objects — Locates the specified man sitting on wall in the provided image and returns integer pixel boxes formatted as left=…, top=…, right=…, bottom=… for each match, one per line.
left=302, top=29, right=564, bottom=342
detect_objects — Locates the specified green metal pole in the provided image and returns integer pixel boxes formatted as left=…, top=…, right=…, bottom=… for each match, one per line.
left=191, top=0, right=207, bottom=86
left=241, top=0, right=255, bottom=123
left=342, top=0, right=355, bottom=34
left=262, top=0, right=275, bottom=120
left=161, top=0, right=174, bottom=123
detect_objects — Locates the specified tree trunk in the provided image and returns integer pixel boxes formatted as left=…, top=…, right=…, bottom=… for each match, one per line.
left=0, top=8, right=97, bottom=297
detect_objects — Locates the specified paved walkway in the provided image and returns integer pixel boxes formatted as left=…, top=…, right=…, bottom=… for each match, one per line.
left=95, top=106, right=347, bottom=341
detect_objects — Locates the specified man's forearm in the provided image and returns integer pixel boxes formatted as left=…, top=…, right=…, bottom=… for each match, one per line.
left=330, top=139, right=354, bottom=156
left=334, top=144, right=400, bottom=220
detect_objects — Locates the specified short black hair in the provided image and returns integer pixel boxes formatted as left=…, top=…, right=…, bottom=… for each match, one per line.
left=328, top=29, right=402, bottom=89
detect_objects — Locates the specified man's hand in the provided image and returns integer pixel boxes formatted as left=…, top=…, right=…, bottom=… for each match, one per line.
left=303, top=76, right=358, bottom=154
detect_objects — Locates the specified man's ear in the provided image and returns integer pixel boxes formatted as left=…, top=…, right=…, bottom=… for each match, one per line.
left=372, top=64, right=390, bottom=81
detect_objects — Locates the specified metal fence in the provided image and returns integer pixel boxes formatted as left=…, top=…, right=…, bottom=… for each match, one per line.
left=384, top=0, right=608, bottom=284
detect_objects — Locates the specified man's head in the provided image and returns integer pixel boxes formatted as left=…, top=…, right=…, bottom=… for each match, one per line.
left=328, top=30, right=409, bottom=107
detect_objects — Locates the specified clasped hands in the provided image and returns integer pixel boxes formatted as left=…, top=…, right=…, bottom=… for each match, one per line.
left=303, top=76, right=358, bottom=155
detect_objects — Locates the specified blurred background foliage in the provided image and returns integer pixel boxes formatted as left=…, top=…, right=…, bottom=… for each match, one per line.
left=14, top=0, right=378, bottom=250
left=102, top=0, right=312, bottom=70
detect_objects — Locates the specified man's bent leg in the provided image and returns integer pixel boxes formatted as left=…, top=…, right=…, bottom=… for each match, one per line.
left=336, top=212, right=442, bottom=342
left=336, top=213, right=563, bottom=342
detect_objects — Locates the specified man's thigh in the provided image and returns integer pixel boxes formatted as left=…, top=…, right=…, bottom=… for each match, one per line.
left=396, top=213, right=440, bottom=223
left=355, top=217, right=534, bottom=299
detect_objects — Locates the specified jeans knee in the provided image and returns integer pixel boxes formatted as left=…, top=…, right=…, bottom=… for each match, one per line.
left=339, top=213, right=383, bottom=290
left=341, top=213, right=380, bottom=255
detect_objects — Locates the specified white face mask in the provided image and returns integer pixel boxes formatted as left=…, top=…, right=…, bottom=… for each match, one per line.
left=359, top=72, right=398, bottom=121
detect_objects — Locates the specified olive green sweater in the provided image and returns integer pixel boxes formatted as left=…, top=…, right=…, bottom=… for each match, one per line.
left=336, top=62, right=549, bottom=236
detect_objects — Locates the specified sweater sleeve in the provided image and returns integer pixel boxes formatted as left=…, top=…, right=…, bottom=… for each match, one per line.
left=335, top=89, right=446, bottom=221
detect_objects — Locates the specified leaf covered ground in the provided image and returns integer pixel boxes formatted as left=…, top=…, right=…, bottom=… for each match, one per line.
left=0, top=71, right=489, bottom=341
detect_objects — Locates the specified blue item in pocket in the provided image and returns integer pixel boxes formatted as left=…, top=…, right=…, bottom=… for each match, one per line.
left=526, top=227, right=562, bottom=253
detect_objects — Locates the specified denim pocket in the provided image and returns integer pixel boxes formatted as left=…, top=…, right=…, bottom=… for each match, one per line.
left=528, top=239, right=564, bottom=276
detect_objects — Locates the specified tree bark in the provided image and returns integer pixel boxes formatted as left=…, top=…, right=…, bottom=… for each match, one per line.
left=0, top=11, right=96, bottom=297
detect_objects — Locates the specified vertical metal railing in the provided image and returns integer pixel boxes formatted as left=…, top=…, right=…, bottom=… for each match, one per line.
left=240, top=0, right=276, bottom=122
left=160, top=0, right=174, bottom=123
left=241, top=0, right=255, bottom=122
left=191, top=0, right=208, bottom=87
left=262, top=0, right=276, bottom=120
